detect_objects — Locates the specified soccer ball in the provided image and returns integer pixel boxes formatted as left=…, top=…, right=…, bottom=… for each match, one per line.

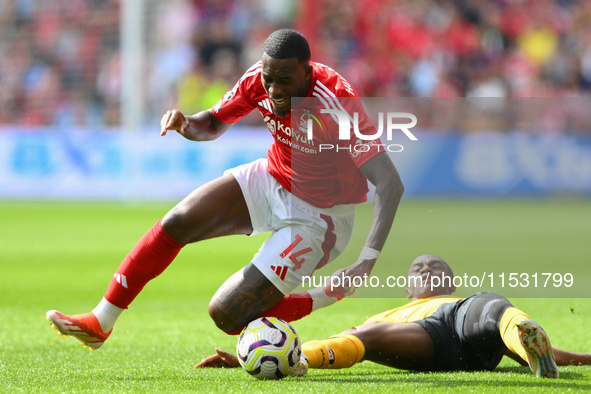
left=236, top=317, right=301, bottom=380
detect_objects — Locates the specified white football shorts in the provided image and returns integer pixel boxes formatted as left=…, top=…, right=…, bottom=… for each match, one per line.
left=225, top=158, right=356, bottom=295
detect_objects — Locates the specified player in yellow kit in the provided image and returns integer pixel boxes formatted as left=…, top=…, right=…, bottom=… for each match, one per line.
left=197, top=254, right=591, bottom=378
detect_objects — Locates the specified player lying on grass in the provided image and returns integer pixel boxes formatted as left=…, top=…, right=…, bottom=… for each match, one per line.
left=196, top=254, right=591, bottom=378
left=45, top=28, right=403, bottom=350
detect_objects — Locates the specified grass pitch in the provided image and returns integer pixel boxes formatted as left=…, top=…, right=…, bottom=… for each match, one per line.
left=0, top=199, right=590, bottom=392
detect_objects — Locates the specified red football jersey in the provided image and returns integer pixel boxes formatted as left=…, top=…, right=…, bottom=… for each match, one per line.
left=212, top=61, right=382, bottom=208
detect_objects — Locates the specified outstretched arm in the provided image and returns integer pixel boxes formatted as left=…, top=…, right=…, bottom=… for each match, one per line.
left=505, top=347, right=591, bottom=366
left=195, top=348, right=240, bottom=368
left=360, top=152, right=404, bottom=252
left=160, top=109, right=233, bottom=141
left=327, top=153, right=403, bottom=297
left=553, top=348, right=591, bottom=366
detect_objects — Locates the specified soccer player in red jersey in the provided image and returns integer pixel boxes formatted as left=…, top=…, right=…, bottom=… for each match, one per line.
left=46, top=29, right=404, bottom=350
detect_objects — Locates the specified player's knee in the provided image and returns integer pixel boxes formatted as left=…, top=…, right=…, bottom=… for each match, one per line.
left=351, top=322, right=384, bottom=350
left=208, top=301, right=240, bottom=334
left=468, top=292, right=513, bottom=322
left=161, top=206, right=202, bottom=244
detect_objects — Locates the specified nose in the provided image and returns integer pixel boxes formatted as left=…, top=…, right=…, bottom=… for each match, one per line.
left=267, top=82, right=283, bottom=98
left=418, top=264, right=432, bottom=275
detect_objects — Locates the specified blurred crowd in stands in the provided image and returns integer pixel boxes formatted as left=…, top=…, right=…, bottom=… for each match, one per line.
left=1, top=0, right=591, bottom=132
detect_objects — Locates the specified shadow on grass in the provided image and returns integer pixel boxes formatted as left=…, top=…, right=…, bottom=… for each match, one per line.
left=494, top=366, right=590, bottom=381
left=301, top=369, right=591, bottom=390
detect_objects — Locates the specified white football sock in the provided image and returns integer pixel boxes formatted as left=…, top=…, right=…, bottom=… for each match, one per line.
left=307, top=287, right=338, bottom=311
left=92, top=298, right=124, bottom=333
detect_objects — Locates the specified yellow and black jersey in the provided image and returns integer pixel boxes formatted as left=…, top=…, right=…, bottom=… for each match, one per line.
left=363, top=295, right=462, bottom=324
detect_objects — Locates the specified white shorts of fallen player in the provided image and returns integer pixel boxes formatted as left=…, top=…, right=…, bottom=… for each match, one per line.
left=225, top=158, right=355, bottom=295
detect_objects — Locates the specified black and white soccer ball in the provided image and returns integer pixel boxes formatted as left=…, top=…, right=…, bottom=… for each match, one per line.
left=236, top=317, right=301, bottom=380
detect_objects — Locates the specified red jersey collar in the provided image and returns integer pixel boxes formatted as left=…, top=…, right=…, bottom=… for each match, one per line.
left=305, top=62, right=317, bottom=97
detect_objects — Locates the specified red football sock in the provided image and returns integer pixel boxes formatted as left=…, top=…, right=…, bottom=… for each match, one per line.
left=104, top=220, right=184, bottom=309
left=227, top=292, right=313, bottom=335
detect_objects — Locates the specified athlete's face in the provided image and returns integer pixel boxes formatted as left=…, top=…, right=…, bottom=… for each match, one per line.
left=406, top=254, right=455, bottom=300
left=261, top=53, right=312, bottom=116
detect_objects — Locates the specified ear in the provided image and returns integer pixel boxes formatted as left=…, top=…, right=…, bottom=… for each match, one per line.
left=303, top=63, right=313, bottom=80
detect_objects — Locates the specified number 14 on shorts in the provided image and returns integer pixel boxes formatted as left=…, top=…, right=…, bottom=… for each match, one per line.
left=280, top=234, right=312, bottom=270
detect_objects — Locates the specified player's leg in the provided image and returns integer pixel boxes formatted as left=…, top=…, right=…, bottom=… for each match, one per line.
left=208, top=264, right=286, bottom=333
left=160, top=172, right=253, bottom=244
left=208, top=196, right=355, bottom=334
left=257, top=196, right=356, bottom=323
left=207, top=265, right=334, bottom=335
left=207, top=225, right=326, bottom=334
left=46, top=173, right=253, bottom=349
left=106, top=173, right=251, bottom=307
left=498, top=308, right=559, bottom=378
left=302, top=321, right=434, bottom=370
left=463, top=292, right=558, bottom=378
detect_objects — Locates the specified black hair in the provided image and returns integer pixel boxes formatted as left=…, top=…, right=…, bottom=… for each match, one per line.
left=262, top=29, right=311, bottom=63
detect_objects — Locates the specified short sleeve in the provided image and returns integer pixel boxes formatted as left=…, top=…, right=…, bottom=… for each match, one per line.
left=338, top=97, right=384, bottom=168
left=211, top=63, right=260, bottom=124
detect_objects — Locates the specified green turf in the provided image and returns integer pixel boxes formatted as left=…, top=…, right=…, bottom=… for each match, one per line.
left=1, top=199, right=590, bottom=392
